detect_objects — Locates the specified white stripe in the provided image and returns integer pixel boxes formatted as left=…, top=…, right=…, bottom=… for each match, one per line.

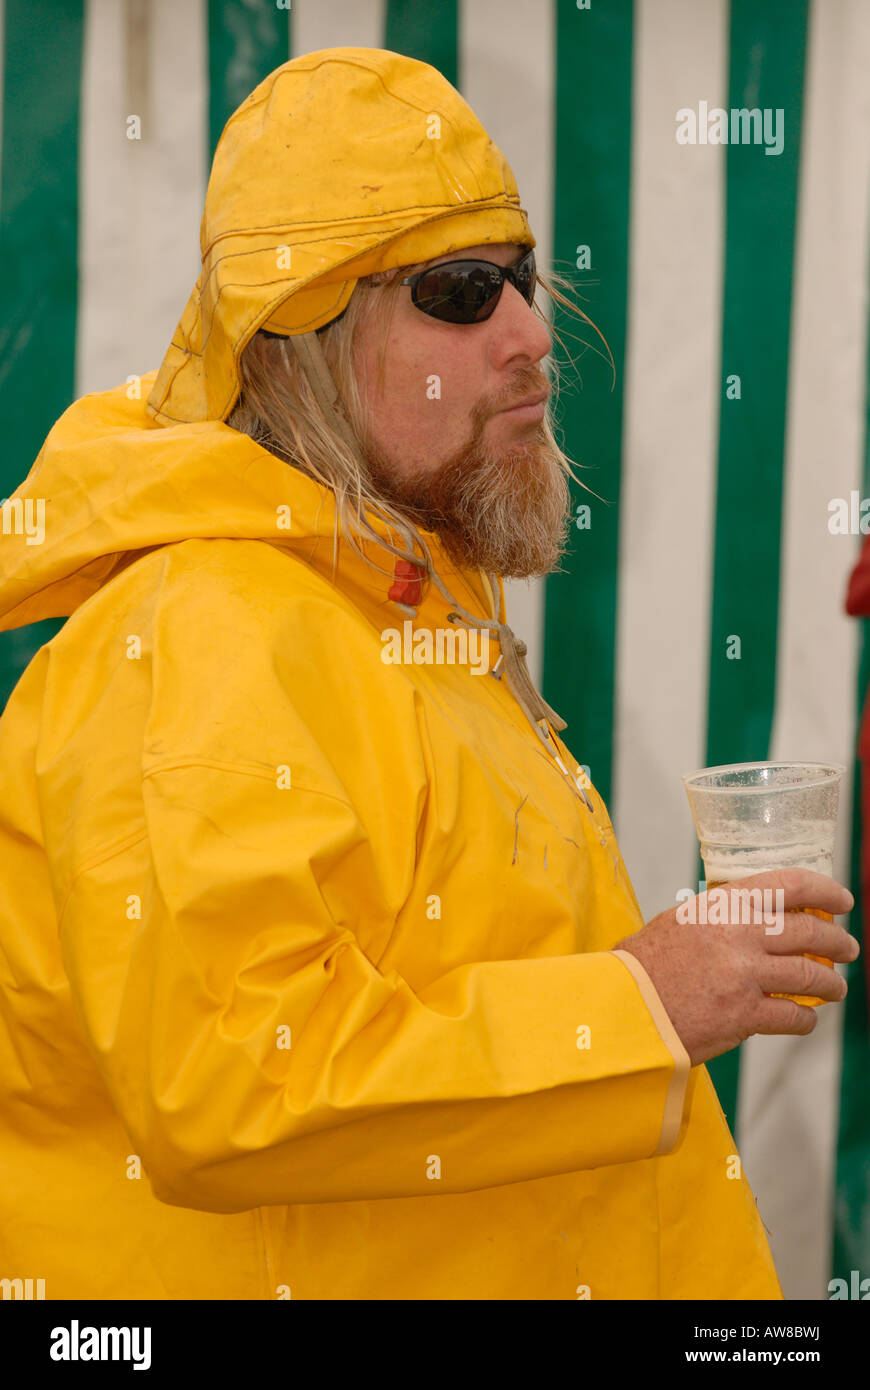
left=292, top=0, right=384, bottom=56
left=736, top=0, right=870, bottom=1300
left=613, top=0, right=727, bottom=911
left=462, top=0, right=555, bottom=685
left=77, top=0, right=207, bottom=396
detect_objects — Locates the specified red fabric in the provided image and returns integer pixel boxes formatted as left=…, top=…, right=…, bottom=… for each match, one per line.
left=845, top=536, right=870, bottom=759
left=387, top=558, right=425, bottom=607
left=845, top=532, right=870, bottom=617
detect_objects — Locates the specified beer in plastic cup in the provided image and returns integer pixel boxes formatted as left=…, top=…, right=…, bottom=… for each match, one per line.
left=682, top=761, right=845, bottom=1007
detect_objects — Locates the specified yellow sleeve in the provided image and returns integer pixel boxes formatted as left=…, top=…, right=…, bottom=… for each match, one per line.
left=59, top=758, right=692, bottom=1214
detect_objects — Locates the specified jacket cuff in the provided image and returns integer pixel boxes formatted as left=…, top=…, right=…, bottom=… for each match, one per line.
left=610, top=948, right=693, bottom=1155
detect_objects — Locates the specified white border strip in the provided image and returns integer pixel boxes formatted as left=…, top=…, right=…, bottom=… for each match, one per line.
left=461, top=0, right=554, bottom=686
left=613, top=0, right=727, bottom=910
left=77, top=0, right=207, bottom=397
left=292, top=0, right=384, bottom=56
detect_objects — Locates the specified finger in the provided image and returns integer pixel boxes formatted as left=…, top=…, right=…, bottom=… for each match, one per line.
left=756, top=956, right=848, bottom=1003
left=716, top=868, right=854, bottom=917
left=760, top=914, right=861, bottom=963
left=750, top=995, right=819, bottom=1038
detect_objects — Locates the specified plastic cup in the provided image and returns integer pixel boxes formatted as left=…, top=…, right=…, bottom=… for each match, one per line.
left=682, top=761, right=845, bottom=1007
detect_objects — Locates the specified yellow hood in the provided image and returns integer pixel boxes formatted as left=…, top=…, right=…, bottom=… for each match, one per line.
left=147, top=46, right=534, bottom=426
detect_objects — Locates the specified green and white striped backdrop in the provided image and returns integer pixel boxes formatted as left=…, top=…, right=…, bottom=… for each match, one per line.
left=2, top=0, right=868, bottom=1300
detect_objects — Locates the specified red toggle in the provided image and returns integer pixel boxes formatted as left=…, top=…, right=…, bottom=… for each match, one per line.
left=388, top=558, right=425, bottom=607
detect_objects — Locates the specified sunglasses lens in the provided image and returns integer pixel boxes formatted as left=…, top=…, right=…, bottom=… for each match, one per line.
left=413, top=261, right=505, bottom=323
left=411, top=253, right=537, bottom=322
left=515, top=250, right=536, bottom=305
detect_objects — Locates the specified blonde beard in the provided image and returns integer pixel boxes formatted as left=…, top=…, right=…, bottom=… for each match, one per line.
left=363, top=418, right=572, bottom=580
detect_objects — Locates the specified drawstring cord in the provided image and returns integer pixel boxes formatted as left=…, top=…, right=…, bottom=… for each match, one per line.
left=427, top=566, right=564, bottom=731
left=425, top=565, right=596, bottom=814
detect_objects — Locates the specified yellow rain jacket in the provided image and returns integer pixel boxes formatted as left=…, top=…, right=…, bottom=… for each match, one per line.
left=0, top=47, right=783, bottom=1301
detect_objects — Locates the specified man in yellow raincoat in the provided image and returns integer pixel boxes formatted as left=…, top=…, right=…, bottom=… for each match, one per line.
left=0, top=47, right=858, bottom=1301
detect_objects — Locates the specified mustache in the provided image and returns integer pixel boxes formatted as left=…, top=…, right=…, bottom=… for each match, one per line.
left=480, top=369, right=551, bottom=422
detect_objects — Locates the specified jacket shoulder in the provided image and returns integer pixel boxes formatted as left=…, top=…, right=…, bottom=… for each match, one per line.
left=37, top=535, right=422, bottom=798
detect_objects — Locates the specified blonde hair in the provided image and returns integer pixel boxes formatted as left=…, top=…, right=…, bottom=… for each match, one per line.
left=226, top=258, right=611, bottom=589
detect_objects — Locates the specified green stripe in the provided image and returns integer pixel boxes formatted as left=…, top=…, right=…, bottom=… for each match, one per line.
left=704, top=0, right=809, bottom=1133
left=833, top=226, right=870, bottom=1279
left=385, top=0, right=458, bottom=90
left=208, top=0, right=290, bottom=163
left=545, top=0, right=634, bottom=810
left=0, top=0, right=82, bottom=710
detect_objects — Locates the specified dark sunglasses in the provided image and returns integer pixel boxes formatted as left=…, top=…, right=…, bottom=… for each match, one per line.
left=401, top=248, right=536, bottom=324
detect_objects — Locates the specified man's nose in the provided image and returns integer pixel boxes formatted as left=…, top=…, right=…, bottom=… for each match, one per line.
left=491, top=281, right=552, bottom=363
